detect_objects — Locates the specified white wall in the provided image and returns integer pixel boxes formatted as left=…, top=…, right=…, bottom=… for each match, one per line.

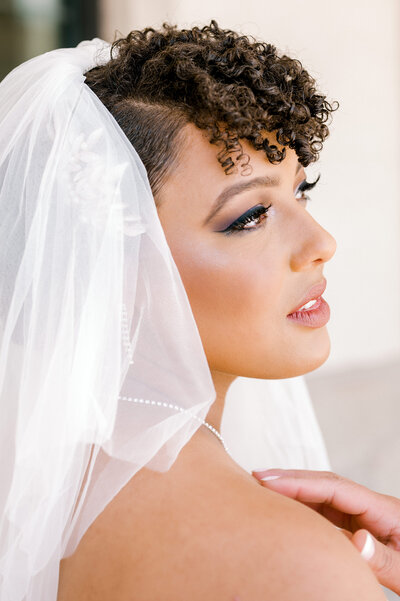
left=100, top=0, right=400, bottom=375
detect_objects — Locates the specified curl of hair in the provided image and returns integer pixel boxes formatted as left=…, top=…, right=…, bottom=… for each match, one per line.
left=84, top=20, right=338, bottom=197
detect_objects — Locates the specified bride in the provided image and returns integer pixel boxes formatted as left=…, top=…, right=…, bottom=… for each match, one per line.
left=0, top=20, right=387, bottom=601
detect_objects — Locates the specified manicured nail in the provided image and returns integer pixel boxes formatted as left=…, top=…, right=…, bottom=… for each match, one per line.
left=360, top=532, right=375, bottom=561
left=252, top=468, right=284, bottom=474
left=261, top=475, right=282, bottom=481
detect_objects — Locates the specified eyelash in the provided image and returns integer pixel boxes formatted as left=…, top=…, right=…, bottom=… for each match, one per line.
left=219, top=204, right=272, bottom=236
left=295, top=175, right=320, bottom=201
left=220, top=176, right=320, bottom=236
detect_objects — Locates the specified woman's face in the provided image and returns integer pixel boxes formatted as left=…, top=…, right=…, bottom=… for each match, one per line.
left=157, top=124, right=337, bottom=379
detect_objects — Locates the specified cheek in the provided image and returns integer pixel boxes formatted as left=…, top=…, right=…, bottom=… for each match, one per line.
left=170, top=235, right=284, bottom=366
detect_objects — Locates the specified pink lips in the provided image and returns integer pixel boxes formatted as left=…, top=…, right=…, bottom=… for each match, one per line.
left=287, top=279, right=330, bottom=328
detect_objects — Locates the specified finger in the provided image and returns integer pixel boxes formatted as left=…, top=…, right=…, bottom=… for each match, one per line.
left=353, top=529, right=400, bottom=595
left=252, top=469, right=369, bottom=514
left=251, top=469, right=396, bottom=535
left=253, top=470, right=351, bottom=528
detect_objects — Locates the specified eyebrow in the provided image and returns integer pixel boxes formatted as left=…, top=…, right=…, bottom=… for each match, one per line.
left=203, top=163, right=303, bottom=226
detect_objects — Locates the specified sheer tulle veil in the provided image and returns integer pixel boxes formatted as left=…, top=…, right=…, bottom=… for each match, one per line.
left=0, top=38, right=330, bottom=601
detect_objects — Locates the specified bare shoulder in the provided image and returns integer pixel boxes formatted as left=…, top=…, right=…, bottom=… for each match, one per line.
left=58, top=431, right=386, bottom=601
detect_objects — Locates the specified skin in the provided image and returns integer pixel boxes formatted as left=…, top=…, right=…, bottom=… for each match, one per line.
left=252, top=467, right=400, bottom=594
left=58, top=124, right=388, bottom=601
left=156, top=123, right=337, bottom=431
left=57, top=420, right=387, bottom=601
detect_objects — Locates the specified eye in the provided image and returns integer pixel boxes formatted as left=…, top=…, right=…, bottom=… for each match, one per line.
left=217, top=203, right=272, bottom=236
left=295, top=174, right=320, bottom=205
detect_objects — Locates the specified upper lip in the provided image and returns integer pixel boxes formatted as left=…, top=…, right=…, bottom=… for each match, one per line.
left=287, top=278, right=327, bottom=315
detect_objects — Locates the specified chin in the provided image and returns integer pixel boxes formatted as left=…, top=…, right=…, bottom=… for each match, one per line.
left=206, top=327, right=332, bottom=379
left=291, top=328, right=331, bottom=377
left=253, top=327, right=332, bottom=379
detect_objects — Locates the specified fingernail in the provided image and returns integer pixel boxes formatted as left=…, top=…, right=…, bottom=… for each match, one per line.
left=252, top=468, right=284, bottom=474
left=360, top=532, right=375, bottom=561
left=261, top=475, right=282, bottom=481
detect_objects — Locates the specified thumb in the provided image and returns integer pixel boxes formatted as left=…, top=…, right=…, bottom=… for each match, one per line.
left=352, top=529, right=400, bottom=595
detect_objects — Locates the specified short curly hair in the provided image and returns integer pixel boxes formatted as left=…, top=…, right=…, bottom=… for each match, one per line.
left=84, top=20, right=337, bottom=197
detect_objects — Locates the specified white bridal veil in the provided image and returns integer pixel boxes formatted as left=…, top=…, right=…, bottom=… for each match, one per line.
left=0, top=38, right=330, bottom=600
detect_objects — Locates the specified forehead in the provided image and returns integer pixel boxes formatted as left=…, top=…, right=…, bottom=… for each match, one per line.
left=156, top=122, right=300, bottom=213
left=176, top=123, right=297, bottom=184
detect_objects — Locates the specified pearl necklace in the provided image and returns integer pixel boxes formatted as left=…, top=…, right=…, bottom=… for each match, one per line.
left=120, top=303, right=229, bottom=454
left=117, top=395, right=229, bottom=453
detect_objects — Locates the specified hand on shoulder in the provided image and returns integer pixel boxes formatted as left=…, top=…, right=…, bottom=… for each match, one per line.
left=58, top=432, right=387, bottom=601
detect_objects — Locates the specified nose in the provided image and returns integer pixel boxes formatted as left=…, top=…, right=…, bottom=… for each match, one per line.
left=289, top=213, right=337, bottom=272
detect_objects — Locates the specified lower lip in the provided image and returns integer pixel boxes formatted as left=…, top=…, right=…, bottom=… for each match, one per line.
left=287, top=296, right=330, bottom=328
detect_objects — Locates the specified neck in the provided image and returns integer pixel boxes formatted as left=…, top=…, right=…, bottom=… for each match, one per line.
left=204, top=370, right=237, bottom=432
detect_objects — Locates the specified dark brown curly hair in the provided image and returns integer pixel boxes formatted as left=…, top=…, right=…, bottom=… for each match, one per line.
left=84, top=20, right=337, bottom=198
